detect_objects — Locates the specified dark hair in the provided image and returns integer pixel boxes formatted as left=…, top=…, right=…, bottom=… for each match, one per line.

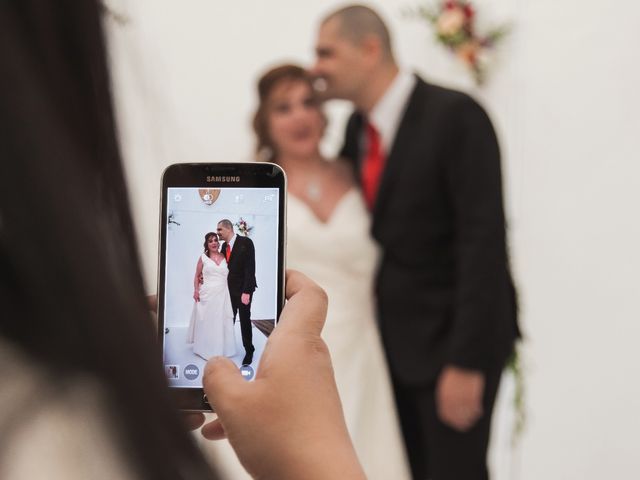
left=252, top=64, right=325, bottom=162
left=0, top=2, right=215, bottom=479
left=204, top=232, right=219, bottom=254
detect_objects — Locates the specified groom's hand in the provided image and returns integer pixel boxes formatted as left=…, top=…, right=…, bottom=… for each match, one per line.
left=436, top=365, right=485, bottom=431
left=241, top=293, right=250, bottom=305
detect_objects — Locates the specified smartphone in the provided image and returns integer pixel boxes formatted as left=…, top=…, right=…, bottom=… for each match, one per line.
left=157, top=162, right=286, bottom=411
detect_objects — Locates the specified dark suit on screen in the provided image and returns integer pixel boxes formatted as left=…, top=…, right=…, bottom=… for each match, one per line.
left=221, top=235, right=256, bottom=356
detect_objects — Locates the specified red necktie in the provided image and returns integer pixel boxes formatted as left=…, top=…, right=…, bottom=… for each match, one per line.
left=361, top=122, right=385, bottom=210
left=225, top=244, right=232, bottom=262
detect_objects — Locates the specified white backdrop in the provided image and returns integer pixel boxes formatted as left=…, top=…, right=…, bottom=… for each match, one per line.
left=105, top=1, right=640, bottom=478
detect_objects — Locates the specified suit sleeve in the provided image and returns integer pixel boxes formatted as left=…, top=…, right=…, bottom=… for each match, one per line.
left=444, top=96, right=511, bottom=371
left=242, top=237, right=257, bottom=294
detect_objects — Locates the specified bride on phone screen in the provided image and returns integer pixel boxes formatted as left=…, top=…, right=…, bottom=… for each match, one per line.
left=187, top=232, right=236, bottom=359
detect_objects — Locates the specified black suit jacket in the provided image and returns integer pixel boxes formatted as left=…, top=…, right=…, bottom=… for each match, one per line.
left=222, top=235, right=257, bottom=296
left=342, top=76, right=519, bottom=385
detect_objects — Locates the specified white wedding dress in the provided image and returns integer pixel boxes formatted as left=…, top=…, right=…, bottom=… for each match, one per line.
left=196, top=189, right=410, bottom=480
left=187, top=253, right=236, bottom=359
left=287, top=189, right=411, bottom=480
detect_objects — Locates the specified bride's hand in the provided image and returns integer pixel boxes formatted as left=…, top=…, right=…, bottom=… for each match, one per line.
left=199, top=270, right=365, bottom=480
left=193, top=291, right=200, bottom=302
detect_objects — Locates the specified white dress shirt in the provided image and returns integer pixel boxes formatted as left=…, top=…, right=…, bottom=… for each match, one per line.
left=227, top=233, right=237, bottom=250
left=368, top=69, right=417, bottom=155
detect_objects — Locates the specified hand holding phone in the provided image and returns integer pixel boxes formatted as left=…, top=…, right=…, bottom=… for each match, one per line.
left=199, top=271, right=366, bottom=480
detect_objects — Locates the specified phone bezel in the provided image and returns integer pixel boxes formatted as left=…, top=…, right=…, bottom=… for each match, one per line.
left=157, top=162, right=287, bottom=411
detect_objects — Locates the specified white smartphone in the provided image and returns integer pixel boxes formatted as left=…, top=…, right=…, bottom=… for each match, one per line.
left=157, top=163, right=286, bottom=411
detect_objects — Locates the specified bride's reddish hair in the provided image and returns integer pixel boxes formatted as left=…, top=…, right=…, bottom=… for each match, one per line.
left=252, top=64, right=326, bottom=162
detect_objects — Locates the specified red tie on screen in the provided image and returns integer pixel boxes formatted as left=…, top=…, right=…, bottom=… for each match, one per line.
left=226, top=244, right=232, bottom=262
left=361, top=121, right=385, bottom=211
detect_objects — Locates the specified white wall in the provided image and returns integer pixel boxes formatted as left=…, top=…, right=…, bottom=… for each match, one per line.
left=105, top=1, right=640, bottom=478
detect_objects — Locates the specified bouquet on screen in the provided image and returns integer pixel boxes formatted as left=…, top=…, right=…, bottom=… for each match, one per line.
left=235, top=218, right=253, bottom=237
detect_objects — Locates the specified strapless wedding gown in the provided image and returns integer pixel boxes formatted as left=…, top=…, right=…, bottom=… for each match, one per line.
left=196, top=190, right=410, bottom=480
left=187, top=253, right=236, bottom=359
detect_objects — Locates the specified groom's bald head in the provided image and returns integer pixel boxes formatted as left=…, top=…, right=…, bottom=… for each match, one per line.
left=321, top=5, right=394, bottom=62
left=217, top=219, right=234, bottom=241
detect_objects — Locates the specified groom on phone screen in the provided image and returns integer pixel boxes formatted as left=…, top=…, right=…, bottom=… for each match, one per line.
left=217, top=219, right=257, bottom=365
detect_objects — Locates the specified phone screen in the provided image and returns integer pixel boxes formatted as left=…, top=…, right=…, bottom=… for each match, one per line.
left=160, top=183, right=282, bottom=395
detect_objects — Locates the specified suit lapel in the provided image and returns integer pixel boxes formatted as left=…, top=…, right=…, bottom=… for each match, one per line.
left=348, top=112, right=366, bottom=176
left=228, top=236, right=242, bottom=265
left=372, top=78, right=426, bottom=227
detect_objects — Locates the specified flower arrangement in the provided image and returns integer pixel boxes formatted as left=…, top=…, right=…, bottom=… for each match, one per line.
left=506, top=345, right=526, bottom=445
left=407, top=1, right=510, bottom=85
left=235, top=218, right=253, bottom=237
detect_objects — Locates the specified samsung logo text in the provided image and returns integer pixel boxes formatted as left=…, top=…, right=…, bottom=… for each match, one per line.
left=206, top=176, right=241, bottom=183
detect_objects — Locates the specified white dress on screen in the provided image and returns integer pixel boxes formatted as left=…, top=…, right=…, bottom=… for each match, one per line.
left=187, top=253, right=236, bottom=359
left=197, top=189, right=411, bottom=480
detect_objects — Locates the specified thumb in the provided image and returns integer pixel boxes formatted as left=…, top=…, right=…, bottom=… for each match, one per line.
left=203, top=356, right=247, bottom=411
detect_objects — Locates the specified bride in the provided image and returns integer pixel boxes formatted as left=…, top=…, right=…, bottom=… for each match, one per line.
left=198, top=65, right=410, bottom=480
left=187, top=232, right=236, bottom=360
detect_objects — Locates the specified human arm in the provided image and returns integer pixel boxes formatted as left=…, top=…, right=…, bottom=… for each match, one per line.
left=193, top=257, right=203, bottom=302
left=198, top=270, right=366, bottom=480
left=438, top=95, right=510, bottom=428
left=241, top=237, right=256, bottom=296
left=442, top=95, right=510, bottom=367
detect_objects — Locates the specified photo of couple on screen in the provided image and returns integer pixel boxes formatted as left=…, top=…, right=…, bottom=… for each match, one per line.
left=163, top=188, right=279, bottom=386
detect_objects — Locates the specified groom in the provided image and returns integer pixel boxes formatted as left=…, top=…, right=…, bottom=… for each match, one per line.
left=217, top=219, right=257, bottom=365
left=311, top=5, right=519, bottom=480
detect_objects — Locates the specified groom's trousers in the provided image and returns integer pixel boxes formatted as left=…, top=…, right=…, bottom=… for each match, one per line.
left=230, top=293, right=254, bottom=353
left=392, top=367, right=503, bottom=480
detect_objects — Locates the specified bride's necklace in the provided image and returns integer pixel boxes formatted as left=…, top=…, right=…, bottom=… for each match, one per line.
left=284, top=157, right=326, bottom=203
left=306, top=179, right=322, bottom=202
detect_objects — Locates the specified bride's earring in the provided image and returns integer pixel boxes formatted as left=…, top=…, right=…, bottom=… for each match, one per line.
left=258, top=146, right=274, bottom=162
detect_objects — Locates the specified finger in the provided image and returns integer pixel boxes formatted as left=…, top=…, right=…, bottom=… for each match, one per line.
left=182, top=412, right=205, bottom=431
left=201, top=417, right=227, bottom=440
left=147, top=294, right=158, bottom=313
left=276, top=270, right=328, bottom=338
left=203, top=356, right=247, bottom=411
